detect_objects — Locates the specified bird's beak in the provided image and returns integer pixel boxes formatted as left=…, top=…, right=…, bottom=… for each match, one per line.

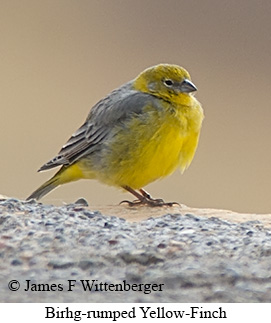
left=179, top=79, right=197, bottom=93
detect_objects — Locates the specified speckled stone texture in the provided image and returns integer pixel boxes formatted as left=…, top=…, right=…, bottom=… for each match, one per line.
left=1, top=198, right=271, bottom=302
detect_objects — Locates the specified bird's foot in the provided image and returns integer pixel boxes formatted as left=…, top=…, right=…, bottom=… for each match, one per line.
left=120, top=198, right=179, bottom=207
left=120, top=193, right=179, bottom=207
left=120, top=186, right=179, bottom=207
left=139, top=188, right=179, bottom=207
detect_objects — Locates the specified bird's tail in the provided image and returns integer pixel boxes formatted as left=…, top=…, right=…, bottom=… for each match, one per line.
left=26, top=173, right=61, bottom=201
left=26, top=162, right=86, bottom=201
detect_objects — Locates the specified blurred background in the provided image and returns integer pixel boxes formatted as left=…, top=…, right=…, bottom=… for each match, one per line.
left=1, top=0, right=271, bottom=213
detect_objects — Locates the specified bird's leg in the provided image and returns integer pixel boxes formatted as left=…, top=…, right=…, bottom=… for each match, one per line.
left=139, top=188, right=179, bottom=206
left=120, top=186, right=179, bottom=207
left=120, top=186, right=147, bottom=206
left=139, top=188, right=164, bottom=203
left=123, top=186, right=145, bottom=201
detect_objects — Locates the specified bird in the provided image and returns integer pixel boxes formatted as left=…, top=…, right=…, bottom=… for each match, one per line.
left=27, top=64, right=204, bottom=206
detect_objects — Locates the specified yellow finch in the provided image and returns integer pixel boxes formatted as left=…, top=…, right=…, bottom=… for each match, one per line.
left=27, top=64, right=204, bottom=206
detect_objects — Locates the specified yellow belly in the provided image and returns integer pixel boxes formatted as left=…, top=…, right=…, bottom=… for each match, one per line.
left=92, top=102, right=203, bottom=189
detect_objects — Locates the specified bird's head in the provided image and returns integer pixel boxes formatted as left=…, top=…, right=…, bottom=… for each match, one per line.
left=133, top=64, right=197, bottom=105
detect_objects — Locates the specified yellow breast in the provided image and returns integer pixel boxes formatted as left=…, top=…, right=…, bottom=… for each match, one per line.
left=96, top=97, right=204, bottom=189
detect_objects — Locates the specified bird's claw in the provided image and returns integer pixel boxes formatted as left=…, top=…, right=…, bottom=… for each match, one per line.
left=119, top=198, right=179, bottom=207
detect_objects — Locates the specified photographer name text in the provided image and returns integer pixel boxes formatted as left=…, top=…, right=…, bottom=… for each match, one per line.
left=9, top=279, right=164, bottom=295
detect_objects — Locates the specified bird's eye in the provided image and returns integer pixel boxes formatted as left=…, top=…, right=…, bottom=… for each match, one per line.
left=164, top=79, right=174, bottom=87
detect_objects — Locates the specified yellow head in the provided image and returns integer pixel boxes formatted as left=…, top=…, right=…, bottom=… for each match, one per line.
left=133, top=64, right=197, bottom=105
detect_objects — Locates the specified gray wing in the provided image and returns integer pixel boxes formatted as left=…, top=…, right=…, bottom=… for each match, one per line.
left=38, top=83, right=154, bottom=171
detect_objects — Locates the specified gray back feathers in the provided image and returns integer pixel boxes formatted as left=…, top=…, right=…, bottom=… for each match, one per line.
left=39, top=82, right=158, bottom=171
